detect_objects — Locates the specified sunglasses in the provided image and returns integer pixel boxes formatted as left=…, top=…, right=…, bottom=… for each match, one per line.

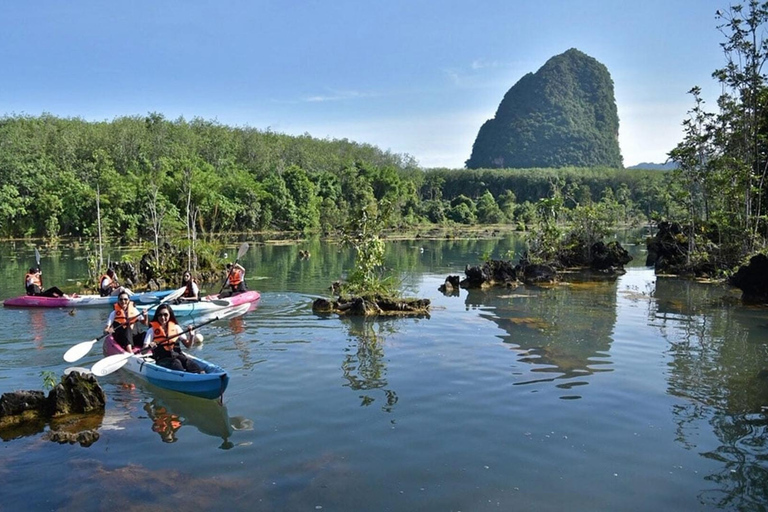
left=119, top=298, right=129, bottom=302
left=158, top=313, right=170, bottom=318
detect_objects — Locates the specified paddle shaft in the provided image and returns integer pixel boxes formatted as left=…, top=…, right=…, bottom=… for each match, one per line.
left=34, top=247, right=42, bottom=287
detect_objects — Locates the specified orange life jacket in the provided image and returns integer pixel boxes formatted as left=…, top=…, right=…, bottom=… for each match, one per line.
left=113, top=301, right=141, bottom=328
left=100, top=274, right=115, bottom=294
left=228, top=267, right=244, bottom=286
left=183, top=279, right=197, bottom=298
left=150, top=320, right=183, bottom=352
left=25, top=272, right=42, bottom=288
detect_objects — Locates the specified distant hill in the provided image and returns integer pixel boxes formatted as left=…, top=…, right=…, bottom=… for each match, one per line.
left=626, top=161, right=678, bottom=170
left=466, top=48, right=622, bottom=169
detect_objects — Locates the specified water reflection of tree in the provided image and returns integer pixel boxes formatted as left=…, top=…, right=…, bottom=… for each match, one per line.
left=652, top=277, right=768, bottom=510
left=465, top=277, right=618, bottom=397
left=340, top=317, right=398, bottom=413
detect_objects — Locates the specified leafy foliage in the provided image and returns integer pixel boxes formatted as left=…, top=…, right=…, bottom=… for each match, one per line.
left=667, top=1, right=768, bottom=272
left=0, top=113, right=677, bottom=243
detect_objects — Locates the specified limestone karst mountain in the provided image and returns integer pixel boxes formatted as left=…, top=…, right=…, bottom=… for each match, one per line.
left=466, top=48, right=623, bottom=169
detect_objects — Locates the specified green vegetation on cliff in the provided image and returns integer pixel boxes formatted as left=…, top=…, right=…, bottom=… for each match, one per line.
left=466, top=48, right=623, bottom=169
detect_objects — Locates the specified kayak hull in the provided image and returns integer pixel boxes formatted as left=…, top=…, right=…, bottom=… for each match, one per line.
left=3, top=289, right=177, bottom=308
left=103, top=336, right=229, bottom=400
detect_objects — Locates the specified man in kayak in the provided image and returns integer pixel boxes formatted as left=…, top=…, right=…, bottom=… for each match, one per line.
left=25, top=267, right=65, bottom=297
left=143, top=304, right=203, bottom=373
left=104, top=291, right=149, bottom=352
left=221, top=262, right=247, bottom=297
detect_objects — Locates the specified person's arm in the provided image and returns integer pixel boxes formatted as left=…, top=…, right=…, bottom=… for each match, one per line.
left=180, top=326, right=194, bottom=349
left=104, top=311, right=116, bottom=333
left=143, top=329, right=154, bottom=348
left=191, top=282, right=200, bottom=299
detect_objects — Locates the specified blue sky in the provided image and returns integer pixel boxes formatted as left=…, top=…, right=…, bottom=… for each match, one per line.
left=2, top=1, right=727, bottom=168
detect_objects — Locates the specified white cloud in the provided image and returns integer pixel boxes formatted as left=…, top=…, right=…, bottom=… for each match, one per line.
left=302, top=89, right=379, bottom=103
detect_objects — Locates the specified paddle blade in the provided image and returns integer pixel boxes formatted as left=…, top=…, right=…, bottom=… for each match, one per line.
left=90, top=352, right=132, bottom=377
left=237, top=242, right=249, bottom=259
left=163, top=286, right=187, bottom=304
left=34, top=247, right=41, bottom=267
left=63, top=339, right=98, bottom=363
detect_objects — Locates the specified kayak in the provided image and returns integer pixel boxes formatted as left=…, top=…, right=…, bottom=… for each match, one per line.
left=102, top=335, right=229, bottom=400
left=3, top=289, right=178, bottom=308
left=159, top=290, right=261, bottom=318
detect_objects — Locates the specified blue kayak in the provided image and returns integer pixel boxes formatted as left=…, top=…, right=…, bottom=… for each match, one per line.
left=102, top=336, right=229, bottom=400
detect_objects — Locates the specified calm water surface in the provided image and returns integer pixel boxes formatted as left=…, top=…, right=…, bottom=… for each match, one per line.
left=0, top=236, right=767, bottom=511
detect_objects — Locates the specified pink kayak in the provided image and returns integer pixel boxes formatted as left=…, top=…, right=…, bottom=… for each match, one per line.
left=3, top=289, right=178, bottom=308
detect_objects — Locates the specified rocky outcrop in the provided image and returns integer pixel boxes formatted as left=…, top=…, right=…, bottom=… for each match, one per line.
left=587, top=241, right=633, bottom=272
left=449, top=239, right=631, bottom=290
left=645, top=221, right=688, bottom=272
left=438, top=275, right=461, bottom=296
left=0, top=371, right=105, bottom=446
left=730, top=253, right=768, bottom=303
left=312, top=296, right=431, bottom=317
left=645, top=221, right=718, bottom=277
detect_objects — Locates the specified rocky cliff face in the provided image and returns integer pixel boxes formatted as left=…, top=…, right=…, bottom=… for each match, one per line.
left=466, top=48, right=623, bottom=169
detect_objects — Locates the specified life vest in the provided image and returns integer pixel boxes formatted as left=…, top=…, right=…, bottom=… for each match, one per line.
left=113, top=301, right=140, bottom=328
left=150, top=320, right=184, bottom=352
left=25, top=272, right=42, bottom=288
left=100, top=274, right=114, bottom=295
left=183, top=279, right=197, bottom=298
left=228, top=267, right=244, bottom=286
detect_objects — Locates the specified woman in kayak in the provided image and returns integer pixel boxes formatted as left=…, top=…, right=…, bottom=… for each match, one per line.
left=99, top=268, right=133, bottom=296
left=104, top=291, right=148, bottom=352
left=221, top=263, right=246, bottom=297
left=178, top=271, right=200, bottom=302
left=25, top=267, right=65, bottom=297
left=143, top=304, right=203, bottom=373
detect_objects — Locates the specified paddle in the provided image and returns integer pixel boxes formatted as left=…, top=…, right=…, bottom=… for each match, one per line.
left=34, top=247, right=42, bottom=289
left=217, top=242, right=249, bottom=295
left=90, top=315, right=222, bottom=377
left=62, top=287, right=186, bottom=363
left=63, top=310, right=147, bottom=363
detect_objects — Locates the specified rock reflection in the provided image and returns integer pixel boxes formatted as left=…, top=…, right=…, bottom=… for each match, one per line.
left=652, top=276, right=768, bottom=510
left=465, top=277, right=618, bottom=398
left=340, top=317, right=399, bottom=413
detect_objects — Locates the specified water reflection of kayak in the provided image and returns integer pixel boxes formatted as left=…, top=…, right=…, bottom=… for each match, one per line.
left=141, top=385, right=234, bottom=444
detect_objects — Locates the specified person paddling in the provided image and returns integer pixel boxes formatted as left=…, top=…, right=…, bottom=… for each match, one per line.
left=143, top=304, right=203, bottom=373
left=221, top=263, right=247, bottom=297
left=104, top=291, right=148, bottom=352
left=24, top=267, right=65, bottom=297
